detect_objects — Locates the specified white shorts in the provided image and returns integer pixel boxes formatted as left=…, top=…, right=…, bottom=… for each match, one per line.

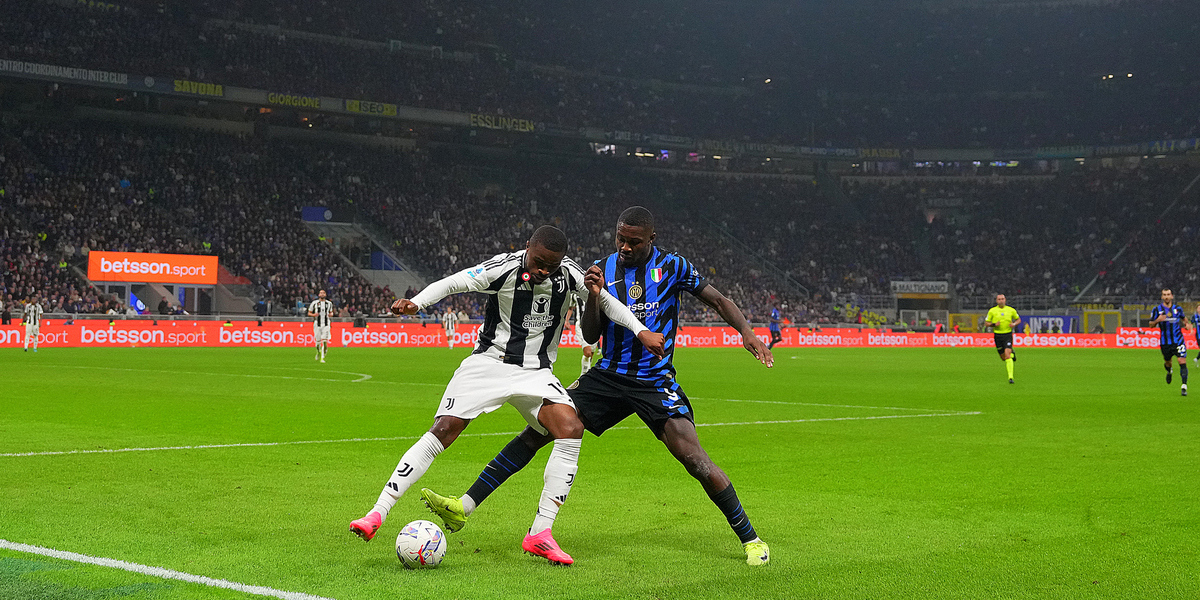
left=25, top=324, right=39, bottom=338
left=437, top=353, right=574, bottom=435
left=313, top=324, right=331, bottom=343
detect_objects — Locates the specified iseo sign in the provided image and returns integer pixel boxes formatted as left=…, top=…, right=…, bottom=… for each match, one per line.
left=87, top=252, right=218, bottom=285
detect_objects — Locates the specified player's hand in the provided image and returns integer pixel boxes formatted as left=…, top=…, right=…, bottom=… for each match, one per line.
left=390, top=299, right=419, bottom=315
left=744, top=334, right=774, bottom=368
left=636, top=330, right=666, bottom=359
left=584, top=265, right=604, bottom=295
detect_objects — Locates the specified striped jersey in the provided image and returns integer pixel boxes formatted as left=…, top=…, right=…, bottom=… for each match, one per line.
left=23, top=302, right=43, bottom=326
left=594, top=247, right=707, bottom=382
left=308, top=299, right=334, bottom=327
left=1151, top=303, right=1186, bottom=347
left=442, top=311, right=459, bottom=331
left=1192, top=312, right=1200, bottom=336
left=415, top=251, right=593, bottom=369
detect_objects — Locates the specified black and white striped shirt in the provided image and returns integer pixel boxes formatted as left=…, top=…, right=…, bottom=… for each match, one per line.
left=308, top=299, right=334, bottom=327
left=23, top=303, right=43, bottom=327
left=411, top=251, right=647, bottom=369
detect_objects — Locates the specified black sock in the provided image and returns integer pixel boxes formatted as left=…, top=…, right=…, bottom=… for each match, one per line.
left=1182, top=364, right=1189, bottom=384
left=1166, top=363, right=1173, bottom=372
left=464, top=435, right=537, bottom=506
left=708, top=484, right=758, bottom=544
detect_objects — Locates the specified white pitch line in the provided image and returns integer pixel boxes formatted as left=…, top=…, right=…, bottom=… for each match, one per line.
left=0, top=539, right=335, bottom=600
left=0, top=430, right=524, bottom=457
left=33, top=364, right=397, bottom=384
left=693, top=397, right=962, bottom=412
left=695, top=412, right=981, bottom=427
left=0, top=412, right=982, bottom=458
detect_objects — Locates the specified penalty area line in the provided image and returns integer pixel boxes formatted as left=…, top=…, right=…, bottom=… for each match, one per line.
left=1, top=412, right=981, bottom=458
left=0, top=539, right=335, bottom=600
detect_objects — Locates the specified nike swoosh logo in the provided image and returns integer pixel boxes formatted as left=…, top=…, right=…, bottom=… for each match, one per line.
left=606, top=281, right=620, bottom=287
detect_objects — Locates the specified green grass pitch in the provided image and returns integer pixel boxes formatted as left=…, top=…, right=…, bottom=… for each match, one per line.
left=1, top=346, right=1197, bottom=600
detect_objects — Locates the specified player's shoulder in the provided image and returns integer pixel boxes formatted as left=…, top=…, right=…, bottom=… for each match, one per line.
left=560, top=255, right=586, bottom=276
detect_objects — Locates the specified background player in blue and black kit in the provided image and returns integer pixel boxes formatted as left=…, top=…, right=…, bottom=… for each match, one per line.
left=1149, top=288, right=1192, bottom=396
left=1192, top=303, right=1200, bottom=366
left=421, top=206, right=776, bottom=566
left=768, top=304, right=783, bottom=349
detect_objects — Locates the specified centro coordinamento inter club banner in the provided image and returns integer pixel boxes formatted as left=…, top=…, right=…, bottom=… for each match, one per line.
left=1, top=322, right=1192, bottom=350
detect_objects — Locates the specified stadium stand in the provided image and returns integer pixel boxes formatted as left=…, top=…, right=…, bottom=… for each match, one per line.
left=3, top=0, right=1199, bottom=147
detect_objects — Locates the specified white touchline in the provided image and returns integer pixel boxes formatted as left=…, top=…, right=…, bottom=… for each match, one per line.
left=0, top=539, right=336, bottom=600
left=0, top=412, right=982, bottom=458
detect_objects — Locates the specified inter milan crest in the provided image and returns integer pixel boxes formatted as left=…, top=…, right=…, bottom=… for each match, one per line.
left=629, top=284, right=644, bottom=300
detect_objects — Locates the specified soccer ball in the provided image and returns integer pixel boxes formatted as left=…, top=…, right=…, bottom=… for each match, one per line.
left=395, top=520, right=446, bottom=569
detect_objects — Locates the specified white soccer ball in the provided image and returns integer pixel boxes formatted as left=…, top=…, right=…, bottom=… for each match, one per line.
left=395, top=520, right=446, bottom=569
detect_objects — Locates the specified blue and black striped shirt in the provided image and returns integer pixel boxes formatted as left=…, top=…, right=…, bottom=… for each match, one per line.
left=1151, top=303, right=1187, bottom=347
left=594, top=247, right=707, bottom=383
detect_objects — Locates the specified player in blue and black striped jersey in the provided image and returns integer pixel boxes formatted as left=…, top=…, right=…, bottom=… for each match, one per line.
left=1191, top=304, right=1200, bottom=366
left=420, top=206, right=776, bottom=566
left=1149, top=288, right=1192, bottom=396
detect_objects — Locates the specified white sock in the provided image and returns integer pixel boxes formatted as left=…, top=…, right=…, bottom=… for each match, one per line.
left=462, top=495, right=477, bottom=516
left=372, top=432, right=444, bottom=522
left=580, top=355, right=591, bottom=375
left=530, top=438, right=581, bottom=533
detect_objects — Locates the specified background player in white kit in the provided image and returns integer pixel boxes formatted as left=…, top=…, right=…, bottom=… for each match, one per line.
left=569, top=301, right=596, bottom=376
left=349, top=226, right=665, bottom=565
left=442, top=306, right=460, bottom=348
left=23, top=294, right=44, bottom=352
left=307, top=289, right=333, bottom=363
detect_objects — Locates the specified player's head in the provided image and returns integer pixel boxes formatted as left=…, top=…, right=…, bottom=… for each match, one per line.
left=318, top=289, right=327, bottom=299
left=615, top=206, right=656, bottom=267
left=995, top=294, right=1006, bottom=307
left=525, top=225, right=567, bottom=284
left=1161, top=288, right=1173, bottom=304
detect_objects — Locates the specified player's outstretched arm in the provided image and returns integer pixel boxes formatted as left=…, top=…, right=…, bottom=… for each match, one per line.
left=697, top=285, right=773, bottom=367
left=393, top=260, right=504, bottom=316
left=582, top=265, right=666, bottom=357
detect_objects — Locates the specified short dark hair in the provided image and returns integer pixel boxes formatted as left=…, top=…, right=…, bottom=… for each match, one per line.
left=617, top=206, right=655, bottom=230
left=529, top=225, right=568, bottom=252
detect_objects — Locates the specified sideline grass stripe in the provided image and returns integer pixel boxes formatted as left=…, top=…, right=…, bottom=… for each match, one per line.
left=0, top=411, right=981, bottom=457
left=0, top=539, right=335, bottom=600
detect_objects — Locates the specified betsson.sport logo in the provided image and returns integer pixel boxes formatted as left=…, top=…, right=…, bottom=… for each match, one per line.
left=341, top=329, right=469, bottom=347
left=99, top=257, right=207, bottom=278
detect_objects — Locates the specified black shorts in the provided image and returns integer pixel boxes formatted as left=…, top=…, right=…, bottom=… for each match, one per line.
left=568, top=368, right=694, bottom=438
left=1160, top=343, right=1187, bottom=361
left=994, top=332, right=1014, bottom=355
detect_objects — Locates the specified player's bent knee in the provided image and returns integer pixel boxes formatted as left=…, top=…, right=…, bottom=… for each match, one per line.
left=429, top=416, right=469, bottom=447
left=517, top=426, right=554, bottom=450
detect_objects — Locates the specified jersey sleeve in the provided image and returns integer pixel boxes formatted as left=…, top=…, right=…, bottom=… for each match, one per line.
left=411, top=254, right=515, bottom=310
left=566, top=259, right=648, bottom=338
left=673, top=255, right=708, bottom=297
left=1151, top=306, right=1161, bottom=320
left=1009, top=308, right=1021, bottom=322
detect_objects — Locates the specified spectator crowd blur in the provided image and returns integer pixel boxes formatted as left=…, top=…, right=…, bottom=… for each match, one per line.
left=1, top=0, right=1198, bottom=148
left=5, top=118, right=1196, bottom=325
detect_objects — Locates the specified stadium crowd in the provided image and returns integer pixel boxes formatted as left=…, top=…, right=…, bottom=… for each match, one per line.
left=4, top=116, right=1197, bottom=324
left=2, top=0, right=1199, bottom=147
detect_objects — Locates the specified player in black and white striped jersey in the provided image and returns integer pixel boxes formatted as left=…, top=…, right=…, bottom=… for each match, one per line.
left=307, top=289, right=334, bottom=363
left=23, top=294, right=43, bottom=353
left=441, top=307, right=460, bottom=348
left=350, top=226, right=665, bottom=565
